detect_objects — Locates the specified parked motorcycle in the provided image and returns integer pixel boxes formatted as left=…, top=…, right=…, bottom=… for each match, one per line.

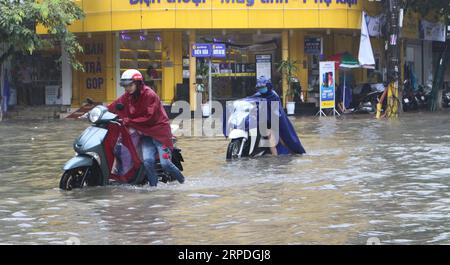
left=402, top=79, right=419, bottom=112
left=442, top=89, right=450, bottom=108
left=59, top=104, right=184, bottom=190
left=414, top=85, right=431, bottom=110
left=355, top=91, right=382, bottom=113
left=351, top=83, right=385, bottom=114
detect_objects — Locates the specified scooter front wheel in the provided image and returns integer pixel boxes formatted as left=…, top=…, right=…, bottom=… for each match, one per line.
left=59, top=166, right=100, bottom=191
left=226, top=139, right=243, bottom=160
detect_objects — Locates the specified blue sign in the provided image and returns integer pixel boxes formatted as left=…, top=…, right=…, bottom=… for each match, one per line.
left=192, top=44, right=212, bottom=57
left=192, top=43, right=226, bottom=58
left=211, top=44, right=226, bottom=58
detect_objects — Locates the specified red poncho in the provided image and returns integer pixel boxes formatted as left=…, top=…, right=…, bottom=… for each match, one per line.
left=108, top=86, right=173, bottom=149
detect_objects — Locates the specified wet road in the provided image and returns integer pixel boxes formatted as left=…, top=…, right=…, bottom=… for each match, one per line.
left=0, top=112, right=449, bottom=244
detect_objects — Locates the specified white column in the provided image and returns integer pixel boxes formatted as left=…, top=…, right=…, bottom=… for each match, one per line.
left=0, top=44, right=5, bottom=103
left=61, top=45, right=73, bottom=105
left=423, top=41, right=433, bottom=86
left=1, top=60, right=3, bottom=95
left=115, top=32, right=123, bottom=97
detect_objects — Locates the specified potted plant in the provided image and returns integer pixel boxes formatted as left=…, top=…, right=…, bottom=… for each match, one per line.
left=277, top=59, right=299, bottom=115
left=196, top=61, right=210, bottom=117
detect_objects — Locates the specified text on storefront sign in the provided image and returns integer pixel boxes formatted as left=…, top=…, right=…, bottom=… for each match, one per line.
left=83, top=42, right=104, bottom=90
left=129, top=0, right=358, bottom=8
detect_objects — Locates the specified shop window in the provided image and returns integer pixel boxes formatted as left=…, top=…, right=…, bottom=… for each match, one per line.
left=120, top=32, right=162, bottom=94
left=11, top=50, right=62, bottom=106
left=195, top=30, right=281, bottom=102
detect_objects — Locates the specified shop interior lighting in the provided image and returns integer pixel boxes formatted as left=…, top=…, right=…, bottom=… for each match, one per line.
left=121, top=33, right=132, bottom=41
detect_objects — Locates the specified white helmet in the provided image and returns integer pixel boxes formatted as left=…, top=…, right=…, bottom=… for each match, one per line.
left=120, top=69, right=144, bottom=87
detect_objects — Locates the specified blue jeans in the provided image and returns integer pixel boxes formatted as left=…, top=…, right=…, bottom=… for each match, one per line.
left=141, top=136, right=185, bottom=186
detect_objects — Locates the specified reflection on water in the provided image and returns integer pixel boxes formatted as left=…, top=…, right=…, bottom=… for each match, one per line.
left=0, top=112, right=449, bottom=244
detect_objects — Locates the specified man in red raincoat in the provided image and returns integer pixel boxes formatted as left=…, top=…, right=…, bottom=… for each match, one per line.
left=108, top=69, right=185, bottom=187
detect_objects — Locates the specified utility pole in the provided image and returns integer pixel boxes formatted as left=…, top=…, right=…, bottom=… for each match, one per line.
left=385, top=0, right=401, bottom=118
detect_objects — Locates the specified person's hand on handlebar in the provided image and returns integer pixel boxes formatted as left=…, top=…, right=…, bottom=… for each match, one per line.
left=118, top=117, right=130, bottom=126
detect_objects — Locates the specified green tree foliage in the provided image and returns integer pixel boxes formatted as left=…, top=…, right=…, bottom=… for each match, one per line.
left=276, top=59, right=299, bottom=101
left=0, top=0, right=85, bottom=70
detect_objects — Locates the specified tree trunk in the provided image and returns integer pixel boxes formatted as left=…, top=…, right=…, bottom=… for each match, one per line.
left=430, top=43, right=449, bottom=112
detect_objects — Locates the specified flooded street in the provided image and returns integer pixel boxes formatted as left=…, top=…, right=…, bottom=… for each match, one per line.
left=0, top=112, right=449, bottom=245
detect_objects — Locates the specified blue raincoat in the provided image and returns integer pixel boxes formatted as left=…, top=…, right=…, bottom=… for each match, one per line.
left=224, top=89, right=306, bottom=155
left=251, top=90, right=306, bottom=155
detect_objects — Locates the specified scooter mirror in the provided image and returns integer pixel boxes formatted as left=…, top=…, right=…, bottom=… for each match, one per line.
left=79, top=112, right=89, bottom=119
left=86, top=97, right=95, bottom=105
left=116, top=103, right=125, bottom=111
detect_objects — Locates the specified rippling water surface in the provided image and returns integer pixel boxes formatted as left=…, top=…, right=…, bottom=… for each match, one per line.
left=0, top=112, right=449, bottom=244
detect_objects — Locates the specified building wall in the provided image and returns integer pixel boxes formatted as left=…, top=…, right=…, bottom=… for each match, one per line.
left=72, top=29, right=386, bottom=106
left=37, top=0, right=381, bottom=33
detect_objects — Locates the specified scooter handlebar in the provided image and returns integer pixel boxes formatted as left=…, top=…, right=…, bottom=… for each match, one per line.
left=110, top=119, right=122, bottom=126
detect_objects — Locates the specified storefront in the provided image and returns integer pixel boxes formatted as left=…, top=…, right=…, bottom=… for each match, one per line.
left=401, top=11, right=448, bottom=90
left=37, top=0, right=384, bottom=109
left=5, top=49, right=63, bottom=106
left=402, top=12, right=433, bottom=87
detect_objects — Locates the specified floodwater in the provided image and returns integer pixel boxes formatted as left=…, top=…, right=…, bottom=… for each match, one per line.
left=0, top=112, right=449, bottom=245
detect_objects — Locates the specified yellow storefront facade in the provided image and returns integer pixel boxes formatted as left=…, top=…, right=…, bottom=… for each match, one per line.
left=38, top=0, right=385, bottom=109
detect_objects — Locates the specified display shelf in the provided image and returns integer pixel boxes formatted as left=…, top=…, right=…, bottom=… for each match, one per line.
left=211, top=73, right=256, bottom=77
left=211, top=60, right=236, bottom=63
left=120, top=49, right=162, bottom=53
left=137, top=59, right=162, bottom=62
left=120, top=68, right=162, bottom=72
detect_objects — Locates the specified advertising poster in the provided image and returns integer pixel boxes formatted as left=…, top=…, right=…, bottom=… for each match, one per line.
left=319, top=61, right=336, bottom=110
left=256, top=54, right=272, bottom=81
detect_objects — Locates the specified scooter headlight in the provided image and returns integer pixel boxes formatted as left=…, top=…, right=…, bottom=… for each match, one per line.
left=86, top=152, right=101, bottom=166
left=88, top=107, right=103, bottom=123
